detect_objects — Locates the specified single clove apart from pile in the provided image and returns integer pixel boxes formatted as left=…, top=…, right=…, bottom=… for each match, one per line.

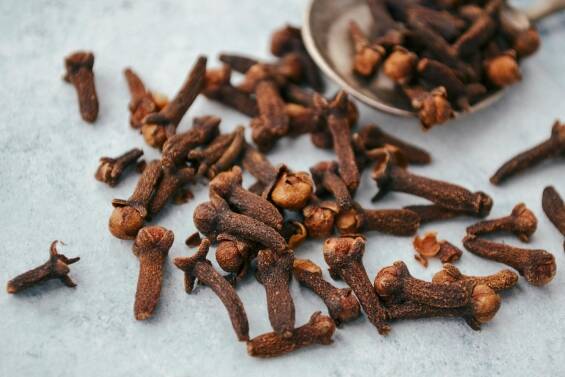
left=6, top=4, right=561, bottom=360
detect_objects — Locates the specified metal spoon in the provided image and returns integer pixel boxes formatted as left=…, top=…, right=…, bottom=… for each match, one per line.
left=302, top=0, right=565, bottom=117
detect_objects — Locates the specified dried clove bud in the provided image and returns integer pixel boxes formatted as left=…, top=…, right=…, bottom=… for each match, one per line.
left=193, top=194, right=288, bottom=253
left=247, top=311, right=335, bottom=358
left=383, top=47, right=418, bottom=84
left=432, top=263, right=518, bottom=292
left=215, top=234, right=258, bottom=278
left=293, top=258, right=361, bottom=325
left=303, top=198, right=339, bottom=238
left=349, top=21, right=386, bottom=77
left=204, top=126, right=246, bottom=179
left=142, top=56, right=207, bottom=148
left=256, top=249, right=295, bottom=337
left=132, top=226, right=173, bottom=320
left=542, top=186, right=565, bottom=248
left=490, top=121, right=565, bottom=185
left=385, top=284, right=501, bottom=331
left=124, top=68, right=168, bottom=129
left=95, top=148, right=143, bottom=187
left=463, top=235, right=556, bottom=286
left=203, top=66, right=259, bottom=117
left=372, top=147, right=493, bottom=217
left=466, top=203, right=537, bottom=242
left=323, top=235, right=390, bottom=335
left=485, top=51, right=522, bottom=87
left=210, top=166, right=283, bottom=230
left=63, top=51, right=99, bottom=123
left=189, top=131, right=237, bottom=178
left=174, top=237, right=249, bottom=341
left=374, top=261, right=472, bottom=308
left=413, top=232, right=462, bottom=267
left=250, top=78, right=289, bottom=152
left=149, top=166, right=195, bottom=215
left=310, top=161, right=353, bottom=212
left=417, top=58, right=469, bottom=110
left=336, top=203, right=420, bottom=236
left=353, top=124, right=431, bottom=165
left=403, top=204, right=464, bottom=224
left=109, top=160, right=162, bottom=240
left=401, top=86, right=454, bottom=129
left=7, top=241, right=79, bottom=294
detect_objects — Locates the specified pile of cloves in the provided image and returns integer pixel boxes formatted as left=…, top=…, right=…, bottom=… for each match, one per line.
left=6, top=17, right=561, bottom=361
left=350, top=0, right=540, bottom=128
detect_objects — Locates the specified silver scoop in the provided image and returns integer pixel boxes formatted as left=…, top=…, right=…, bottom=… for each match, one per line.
left=302, top=0, right=565, bottom=117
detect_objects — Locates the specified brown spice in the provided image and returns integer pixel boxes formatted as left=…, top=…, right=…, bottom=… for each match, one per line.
left=485, top=51, right=522, bottom=87
left=463, top=235, right=556, bottom=286
left=542, top=186, right=565, bottom=245
left=203, top=66, right=259, bottom=117
left=349, top=20, right=386, bottom=78
left=193, top=194, right=287, bottom=253
left=142, top=56, right=207, bottom=148
left=374, top=261, right=472, bottom=308
left=336, top=203, right=420, bottom=236
left=247, top=311, right=335, bottom=358
left=490, top=120, right=565, bottom=185
left=323, top=235, right=390, bottom=335
left=109, top=160, right=163, bottom=240
left=303, top=197, right=339, bottom=238
left=174, top=237, right=249, bottom=341
left=281, top=221, right=308, bottom=250
left=383, top=46, right=418, bottom=84
left=466, top=203, right=537, bottom=242
left=293, top=258, right=360, bottom=325
left=372, top=147, right=493, bottom=216
left=63, top=51, right=99, bottom=123
left=205, top=126, right=246, bottom=179
left=132, top=226, right=173, bottom=320
left=385, top=284, right=501, bottom=331
left=215, top=234, right=258, bottom=278
left=124, top=68, right=167, bottom=129
left=210, top=166, right=283, bottom=230
left=95, top=148, right=144, bottom=187
left=432, top=263, right=518, bottom=292
left=7, top=241, right=80, bottom=294
left=403, top=204, right=464, bottom=224
left=400, top=86, right=454, bottom=129
left=310, top=161, right=353, bottom=212
left=256, top=249, right=295, bottom=337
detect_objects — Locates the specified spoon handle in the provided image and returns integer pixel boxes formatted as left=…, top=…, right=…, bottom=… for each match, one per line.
left=527, top=0, right=565, bottom=22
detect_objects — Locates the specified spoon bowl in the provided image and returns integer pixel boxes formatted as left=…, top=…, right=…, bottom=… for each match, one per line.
left=301, top=0, right=563, bottom=118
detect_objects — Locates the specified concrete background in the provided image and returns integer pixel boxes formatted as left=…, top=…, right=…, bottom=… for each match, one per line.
left=0, top=1, right=564, bottom=376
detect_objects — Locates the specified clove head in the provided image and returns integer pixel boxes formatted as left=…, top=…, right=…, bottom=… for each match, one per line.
left=510, top=203, right=537, bottom=242
left=373, top=263, right=404, bottom=303
left=215, top=234, right=256, bottom=274
left=133, top=226, right=174, bottom=259
left=303, top=200, right=339, bottom=238
left=513, top=28, right=540, bottom=57
left=522, top=253, right=557, bottom=287
left=322, top=235, right=365, bottom=267
left=383, top=47, right=417, bottom=84
left=270, top=170, right=313, bottom=210
left=471, top=284, right=501, bottom=325
left=418, top=87, right=454, bottom=130
left=193, top=201, right=221, bottom=239
left=485, top=52, right=522, bottom=87
left=109, top=206, right=146, bottom=240
left=209, top=166, right=243, bottom=198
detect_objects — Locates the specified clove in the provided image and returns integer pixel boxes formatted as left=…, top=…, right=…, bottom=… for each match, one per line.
left=215, top=234, right=258, bottom=278
left=247, top=311, right=335, bottom=358
left=63, top=51, right=99, bottom=123
left=7, top=241, right=79, bottom=294
left=173, top=237, right=249, bottom=341
left=336, top=203, right=420, bottom=236
left=542, top=186, right=565, bottom=247
left=432, top=263, right=518, bottom=292
left=466, top=203, right=537, bottom=242
left=310, top=161, right=353, bottom=212
left=124, top=68, right=168, bottom=129
left=349, top=20, right=386, bottom=78
left=403, top=204, right=464, bottom=224
left=293, top=258, right=361, bottom=325
left=203, top=66, right=259, bottom=117
left=303, top=198, right=339, bottom=239
left=490, top=120, right=565, bottom=185
left=463, top=235, right=556, bottom=286
left=323, top=235, right=390, bottom=335
left=95, top=148, right=144, bottom=187
left=400, top=86, right=454, bottom=129
left=256, top=249, right=295, bottom=337
left=132, top=226, right=173, bottom=320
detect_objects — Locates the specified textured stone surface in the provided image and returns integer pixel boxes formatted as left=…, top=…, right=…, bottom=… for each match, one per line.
left=0, top=0, right=564, bottom=376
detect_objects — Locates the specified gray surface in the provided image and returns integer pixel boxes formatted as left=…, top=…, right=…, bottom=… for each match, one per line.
left=1, top=1, right=564, bottom=376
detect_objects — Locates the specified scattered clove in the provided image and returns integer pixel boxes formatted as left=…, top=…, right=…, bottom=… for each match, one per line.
left=310, top=161, right=353, bottom=212
left=542, top=186, right=565, bottom=247
left=132, top=226, right=173, bottom=320
left=247, top=311, right=335, bottom=358
left=63, top=51, right=99, bottom=123
left=256, top=249, right=295, bottom=337
left=141, top=56, right=207, bottom=148
left=463, top=235, right=556, bottom=286
left=372, top=147, right=493, bottom=217
left=293, top=258, right=361, bottom=325
left=174, top=237, right=249, bottom=341
left=403, top=204, right=464, bottom=224
left=466, top=203, right=537, bottom=242
left=7, top=241, right=79, bottom=294
left=336, top=203, right=420, bottom=236
left=432, top=263, right=518, bottom=292
left=124, top=68, right=168, bottom=129
left=95, top=148, right=144, bottom=187
left=303, top=198, right=339, bottom=239
left=490, top=120, right=565, bottom=185
left=323, top=235, right=390, bottom=335
left=374, top=261, right=472, bottom=308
